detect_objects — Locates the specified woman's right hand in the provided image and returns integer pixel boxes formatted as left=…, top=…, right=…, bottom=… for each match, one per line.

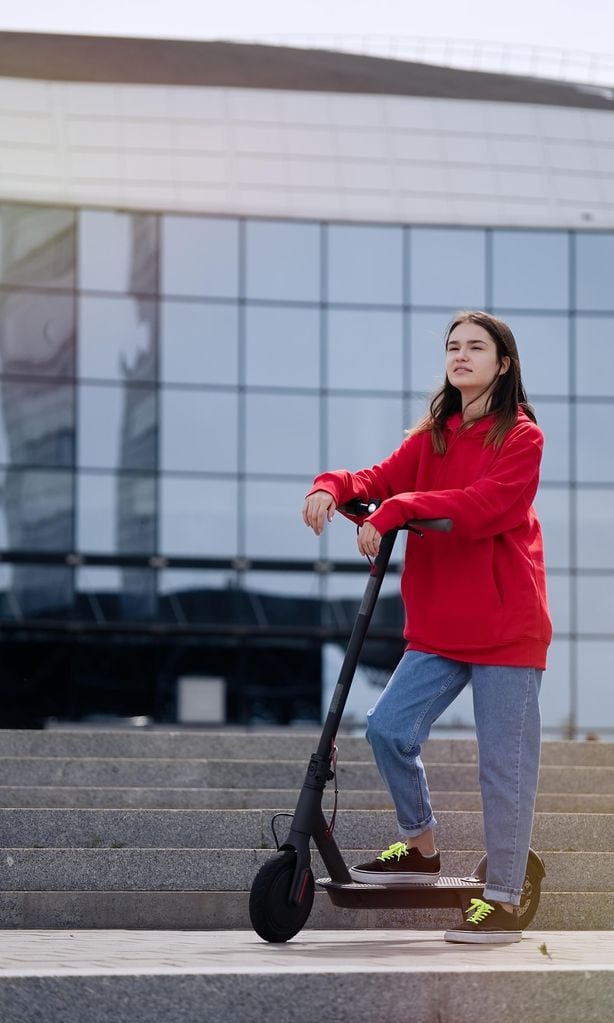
left=302, top=491, right=337, bottom=535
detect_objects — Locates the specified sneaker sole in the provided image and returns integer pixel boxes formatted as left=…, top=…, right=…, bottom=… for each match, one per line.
left=349, top=868, right=441, bottom=885
left=443, top=929, right=523, bottom=944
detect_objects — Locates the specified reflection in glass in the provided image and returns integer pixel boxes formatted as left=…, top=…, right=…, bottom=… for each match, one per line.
left=533, top=487, right=570, bottom=569
left=497, top=313, right=569, bottom=396
left=78, top=383, right=156, bottom=470
left=409, top=228, right=486, bottom=308
left=532, top=402, right=569, bottom=482
left=159, top=569, right=236, bottom=624
left=79, top=210, right=158, bottom=294
left=75, top=566, right=156, bottom=620
left=492, top=231, right=569, bottom=310
left=241, top=572, right=321, bottom=627
left=575, top=233, right=614, bottom=311
left=78, top=296, right=156, bottom=382
left=327, top=310, right=403, bottom=391
left=327, top=395, right=404, bottom=476
left=245, top=393, right=319, bottom=475
left=161, top=216, right=239, bottom=298
left=409, top=311, right=454, bottom=394
left=77, top=472, right=156, bottom=554
left=575, top=317, right=614, bottom=396
left=245, top=305, right=319, bottom=388
left=540, top=638, right=570, bottom=730
left=576, top=490, right=614, bottom=569
left=577, top=641, right=614, bottom=730
left=576, top=403, right=614, bottom=483
left=246, top=220, right=320, bottom=302
left=0, top=379, right=74, bottom=467
left=546, top=573, right=571, bottom=634
left=244, top=480, right=321, bottom=559
left=160, top=476, right=238, bottom=557
left=0, top=467, right=73, bottom=550
left=161, top=390, right=238, bottom=473
left=161, top=301, right=238, bottom=386
left=3, top=564, right=73, bottom=618
left=328, top=224, right=403, bottom=306
left=0, top=290, right=75, bottom=377
left=0, top=204, right=75, bottom=289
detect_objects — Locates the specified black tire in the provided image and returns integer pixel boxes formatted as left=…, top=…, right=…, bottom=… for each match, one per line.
left=249, top=851, right=315, bottom=942
left=515, top=852, right=544, bottom=929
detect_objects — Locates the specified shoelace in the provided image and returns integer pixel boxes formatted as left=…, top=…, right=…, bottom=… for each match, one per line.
left=377, top=841, right=410, bottom=862
left=465, top=898, right=495, bottom=924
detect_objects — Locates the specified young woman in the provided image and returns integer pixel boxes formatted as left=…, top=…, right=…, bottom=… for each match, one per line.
left=302, top=311, right=552, bottom=944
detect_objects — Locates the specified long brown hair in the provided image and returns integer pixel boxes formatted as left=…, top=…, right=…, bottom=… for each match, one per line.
left=413, top=311, right=536, bottom=454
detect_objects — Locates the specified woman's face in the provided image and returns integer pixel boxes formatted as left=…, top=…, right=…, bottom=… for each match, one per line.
left=445, top=321, right=509, bottom=399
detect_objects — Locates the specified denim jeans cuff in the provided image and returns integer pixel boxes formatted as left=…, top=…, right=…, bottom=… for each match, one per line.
left=398, top=814, right=437, bottom=837
left=482, top=883, right=522, bottom=906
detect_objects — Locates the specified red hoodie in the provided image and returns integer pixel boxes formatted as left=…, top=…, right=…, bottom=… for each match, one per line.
left=309, top=410, right=552, bottom=669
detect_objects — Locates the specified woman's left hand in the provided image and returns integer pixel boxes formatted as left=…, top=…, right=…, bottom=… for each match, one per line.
left=357, top=521, right=382, bottom=558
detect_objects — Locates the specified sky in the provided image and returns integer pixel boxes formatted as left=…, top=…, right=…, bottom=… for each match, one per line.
left=1, top=0, right=613, bottom=57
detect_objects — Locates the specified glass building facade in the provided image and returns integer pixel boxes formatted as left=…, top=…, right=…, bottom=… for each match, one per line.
left=1, top=202, right=613, bottom=733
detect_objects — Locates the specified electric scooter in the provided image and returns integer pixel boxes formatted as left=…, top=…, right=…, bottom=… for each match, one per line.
left=249, top=500, right=545, bottom=942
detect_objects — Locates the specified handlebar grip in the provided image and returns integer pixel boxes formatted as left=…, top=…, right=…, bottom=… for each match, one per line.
left=407, top=518, right=453, bottom=532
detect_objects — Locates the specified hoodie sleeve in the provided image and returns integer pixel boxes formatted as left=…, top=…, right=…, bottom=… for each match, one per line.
left=366, top=420, right=544, bottom=540
left=306, top=432, right=423, bottom=509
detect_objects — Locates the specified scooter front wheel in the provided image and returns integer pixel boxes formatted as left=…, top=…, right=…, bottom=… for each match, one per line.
left=249, top=851, right=315, bottom=942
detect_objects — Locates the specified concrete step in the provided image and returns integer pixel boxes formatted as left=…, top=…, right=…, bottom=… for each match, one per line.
left=1, top=929, right=613, bottom=1023
left=2, top=757, right=613, bottom=793
left=2, top=785, right=612, bottom=813
left=1, top=730, right=614, bottom=766
left=0, top=808, right=612, bottom=853
left=0, top=845, right=609, bottom=892
left=0, top=890, right=613, bottom=933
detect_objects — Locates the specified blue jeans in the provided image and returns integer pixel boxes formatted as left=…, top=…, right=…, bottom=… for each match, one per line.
left=365, top=650, right=542, bottom=905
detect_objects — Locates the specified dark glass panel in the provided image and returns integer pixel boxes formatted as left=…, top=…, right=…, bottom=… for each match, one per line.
left=0, top=290, right=75, bottom=377
left=0, top=378, right=74, bottom=467
left=0, top=468, right=73, bottom=550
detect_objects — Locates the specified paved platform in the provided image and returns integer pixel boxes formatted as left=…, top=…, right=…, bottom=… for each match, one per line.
left=0, top=929, right=612, bottom=1022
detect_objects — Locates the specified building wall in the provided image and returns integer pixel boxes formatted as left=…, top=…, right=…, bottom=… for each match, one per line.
left=1, top=201, right=614, bottom=733
left=3, top=76, right=614, bottom=226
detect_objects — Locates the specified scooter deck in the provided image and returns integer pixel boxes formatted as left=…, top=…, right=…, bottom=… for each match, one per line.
left=317, top=875, right=485, bottom=910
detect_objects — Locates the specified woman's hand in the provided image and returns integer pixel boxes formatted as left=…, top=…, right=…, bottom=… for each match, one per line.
left=357, top=521, right=382, bottom=558
left=302, top=491, right=337, bottom=535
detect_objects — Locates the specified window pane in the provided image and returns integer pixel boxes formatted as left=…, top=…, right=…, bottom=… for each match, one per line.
left=75, top=567, right=157, bottom=621
left=541, top=638, right=570, bottom=731
left=327, top=310, right=403, bottom=391
left=245, top=393, right=319, bottom=475
left=0, top=204, right=75, bottom=289
left=577, top=577, right=614, bottom=634
left=159, top=569, right=236, bottom=624
left=161, top=215, right=239, bottom=298
left=4, top=564, right=73, bottom=618
left=78, top=383, right=157, bottom=470
left=0, top=467, right=73, bottom=550
left=161, top=390, right=238, bottom=473
left=576, top=489, right=614, bottom=569
left=0, top=379, right=74, bottom=467
left=245, top=305, right=319, bottom=388
left=79, top=210, right=157, bottom=294
left=533, top=401, right=569, bottom=483
left=497, top=313, right=569, bottom=396
left=161, top=301, right=238, bottom=386
left=160, top=476, right=238, bottom=557
left=244, top=571, right=322, bottom=598
left=547, top=573, right=571, bottom=635
left=577, top=641, right=614, bottom=731
left=244, top=480, right=321, bottom=559
left=242, top=572, right=321, bottom=628
left=328, top=224, right=403, bottom=305
left=77, top=472, right=156, bottom=554
left=327, top=395, right=405, bottom=471
left=575, top=233, right=614, bottom=312
left=409, top=228, right=486, bottom=307
left=534, top=487, right=570, bottom=570
left=576, top=403, right=614, bottom=483
left=492, top=231, right=569, bottom=310
left=409, top=311, right=452, bottom=394
left=0, top=290, right=75, bottom=377
left=575, top=317, right=614, bottom=397
left=246, top=220, right=320, bottom=302
left=78, top=296, right=156, bottom=382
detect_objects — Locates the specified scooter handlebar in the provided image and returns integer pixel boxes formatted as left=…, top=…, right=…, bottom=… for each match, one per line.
left=339, top=498, right=453, bottom=533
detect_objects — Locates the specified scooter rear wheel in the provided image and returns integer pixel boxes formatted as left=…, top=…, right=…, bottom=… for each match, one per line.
left=249, top=851, right=315, bottom=942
